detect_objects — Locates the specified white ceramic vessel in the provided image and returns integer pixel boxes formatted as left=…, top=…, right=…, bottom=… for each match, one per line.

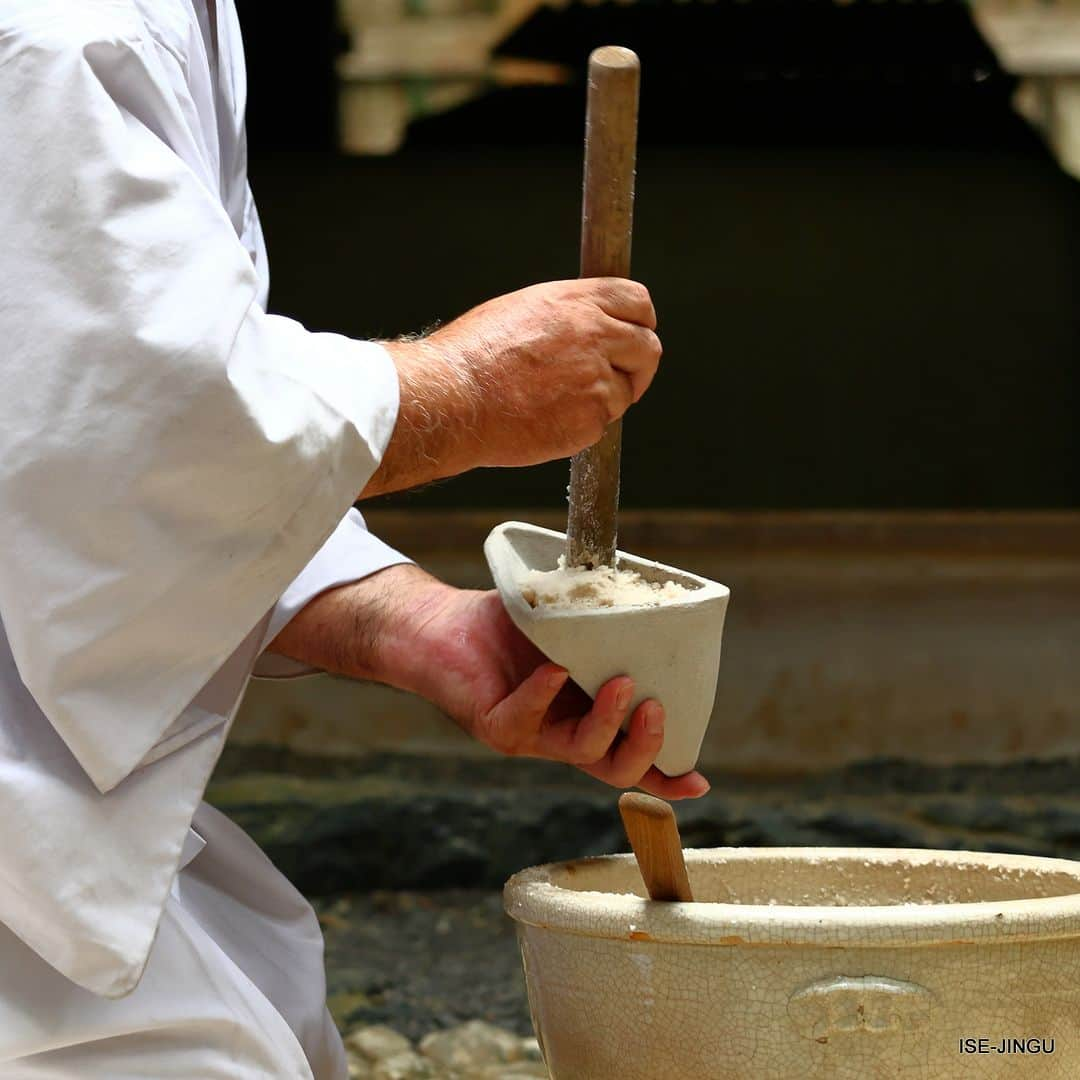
left=505, top=847, right=1080, bottom=1079
left=483, top=521, right=730, bottom=777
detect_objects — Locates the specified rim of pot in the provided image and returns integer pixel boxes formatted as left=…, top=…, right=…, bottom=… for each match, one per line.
left=504, top=847, right=1080, bottom=949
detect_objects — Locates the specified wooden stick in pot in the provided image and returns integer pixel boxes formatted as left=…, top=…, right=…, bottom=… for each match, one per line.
left=566, top=46, right=640, bottom=570
left=619, top=792, right=694, bottom=902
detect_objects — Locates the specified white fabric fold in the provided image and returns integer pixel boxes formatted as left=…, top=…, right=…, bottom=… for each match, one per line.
left=0, top=612, right=264, bottom=998
left=0, top=0, right=411, bottom=1002
left=0, top=504, right=410, bottom=1001
left=0, top=1, right=400, bottom=796
left=0, top=804, right=338, bottom=1078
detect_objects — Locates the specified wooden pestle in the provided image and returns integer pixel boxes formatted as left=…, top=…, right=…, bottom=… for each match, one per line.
left=566, top=46, right=640, bottom=570
left=619, top=792, right=694, bottom=902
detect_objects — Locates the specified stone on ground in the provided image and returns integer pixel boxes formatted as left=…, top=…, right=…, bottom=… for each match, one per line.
left=518, top=1038, right=543, bottom=1063
left=419, top=1020, right=523, bottom=1069
left=347, top=1025, right=414, bottom=1063
left=347, top=1054, right=375, bottom=1079
left=372, top=1049, right=438, bottom=1079
left=477, top=1064, right=550, bottom=1078
left=343, top=1023, right=548, bottom=1079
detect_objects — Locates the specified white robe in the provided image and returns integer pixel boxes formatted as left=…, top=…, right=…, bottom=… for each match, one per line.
left=0, top=1, right=408, bottom=1075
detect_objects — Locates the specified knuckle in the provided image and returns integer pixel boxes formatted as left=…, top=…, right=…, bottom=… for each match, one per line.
left=538, top=279, right=573, bottom=301
left=585, top=368, right=608, bottom=398
left=593, top=391, right=616, bottom=427
left=479, top=720, right=520, bottom=758
left=576, top=278, right=605, bottom=301
left=585, top=324, right=611, bottom=356
left=573, top=746, right=605, bottom=767
left=595, top=278, right=627, bottom=310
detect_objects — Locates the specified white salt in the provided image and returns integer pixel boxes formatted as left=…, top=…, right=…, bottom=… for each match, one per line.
left=520, top=556, right=692, bottom=611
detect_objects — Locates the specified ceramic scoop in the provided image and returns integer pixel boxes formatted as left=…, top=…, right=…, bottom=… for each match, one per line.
left=484, top=522, right=728, bottom=776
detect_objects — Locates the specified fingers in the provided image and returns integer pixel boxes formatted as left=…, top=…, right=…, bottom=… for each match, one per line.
left=637, top=767, right=711, bottom=801
left=497, top=668, right=710, bottom=801
left=579, top=699, right=666, bottom=789
left=536, top=675, right=634, bottom=765
left=486, top=669, right=636, bottom=766
left=604, top=318, right=662, bottom=403
left=483, top=662, right=568, bottom=756
left=487, top=666, right=709, bottom=805
left=596, top=361, right=635, bottom=425
left=585, top=278, right=657, bottom=330
left=567, top=676, right=635, bottom=764
left=584, top=315, right=661, bottom=427
left=579, top=700, right=712, bottom=800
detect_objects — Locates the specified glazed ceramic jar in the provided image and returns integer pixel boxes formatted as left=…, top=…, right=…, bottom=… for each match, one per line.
left=505, top=848, right=1080, bottom=1079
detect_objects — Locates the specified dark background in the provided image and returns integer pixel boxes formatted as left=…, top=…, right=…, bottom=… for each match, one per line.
left=235, top=0, right=1080, bottom=511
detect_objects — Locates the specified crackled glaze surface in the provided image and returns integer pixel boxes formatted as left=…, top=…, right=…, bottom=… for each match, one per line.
left=505, top=848, right=1080, bottom=1079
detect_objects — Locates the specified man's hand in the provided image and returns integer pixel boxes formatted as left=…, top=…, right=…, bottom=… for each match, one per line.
left=363, top=278, right=662, bottom=498
left=269, top=564, right=709, bottom=800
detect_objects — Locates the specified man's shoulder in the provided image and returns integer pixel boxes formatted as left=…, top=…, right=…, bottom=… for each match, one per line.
left=0, top=3, right=152, bottom=83
left=0, top=1, right=143, bottom=50
left=0, top=0, right=212, bottom=113
left=0, top=0, right=204, bottom=66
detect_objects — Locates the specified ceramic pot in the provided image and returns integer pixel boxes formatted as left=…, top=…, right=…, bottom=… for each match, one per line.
left=505, top=847, right=1080, bottom=1079
left=483, top=521, right=729, bottom=777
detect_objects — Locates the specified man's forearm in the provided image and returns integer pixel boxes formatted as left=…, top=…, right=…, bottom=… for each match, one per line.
left=265, top=562, right=450, bottom=692
left=359, top=340, right=479, bottom=499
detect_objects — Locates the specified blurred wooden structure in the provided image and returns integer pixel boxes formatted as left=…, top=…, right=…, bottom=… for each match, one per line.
left=335, top=0, right=1080, bottom=176
left=336, top=0, right=568, bottom=153
left=973, top=0, right=1080, bottom=179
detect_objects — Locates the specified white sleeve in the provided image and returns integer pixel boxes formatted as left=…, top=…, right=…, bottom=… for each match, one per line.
left=0, top=17, right=400, bottom=795
left=252, top=508, right=413, bottom=679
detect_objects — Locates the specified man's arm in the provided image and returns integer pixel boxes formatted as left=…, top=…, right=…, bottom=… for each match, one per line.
left=0, top=21, right=407, bottom=793
left=268, top=563, right=710, bottom=800
left=272, top=280, right=676, bottom=792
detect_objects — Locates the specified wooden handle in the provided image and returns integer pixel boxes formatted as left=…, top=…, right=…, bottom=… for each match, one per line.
left=566, top=46, right=640, bottom=570
left=618, top=791, right=693, bottom=903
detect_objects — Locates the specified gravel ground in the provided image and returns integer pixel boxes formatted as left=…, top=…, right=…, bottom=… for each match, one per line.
left=342, top=1020, right=547, bottom=1078
left=314, top=889, right=529, bottom=1039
